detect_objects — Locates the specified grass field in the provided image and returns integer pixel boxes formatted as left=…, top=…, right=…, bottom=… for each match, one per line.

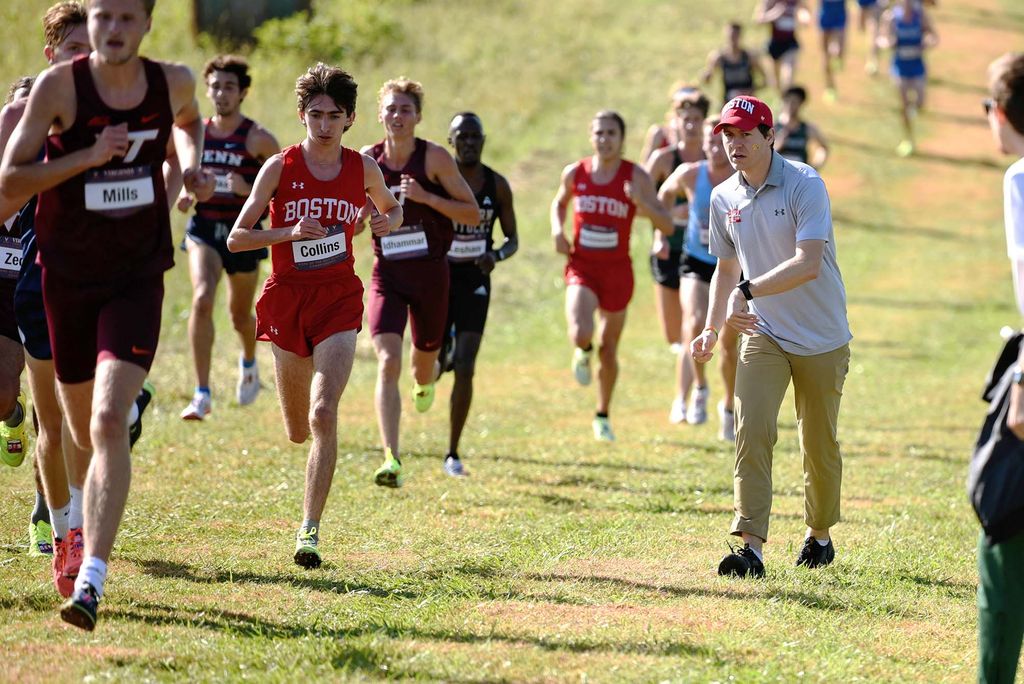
left=1, top=0, right=1022, bottom=681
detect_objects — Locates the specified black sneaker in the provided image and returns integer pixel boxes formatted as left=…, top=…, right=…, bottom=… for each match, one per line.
left=60, top=582, right=99, bottom=631
left=795, top=536, right=835, bottom=568
left=717, top=544, right=766, bottom=578
left=129, top=380, right=155, bottom=450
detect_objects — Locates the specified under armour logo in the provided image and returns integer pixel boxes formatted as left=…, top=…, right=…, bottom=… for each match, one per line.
left=775, top=208, right=785, bottom=216
left=270, top=326, right=279, bottom=335
left=292, top=182, right=304, bottom=190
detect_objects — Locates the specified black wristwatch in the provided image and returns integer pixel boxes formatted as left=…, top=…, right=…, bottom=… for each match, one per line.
left=737, top=279, right=754, bottom=301
left=1013, top=365, right=1024, bottom=386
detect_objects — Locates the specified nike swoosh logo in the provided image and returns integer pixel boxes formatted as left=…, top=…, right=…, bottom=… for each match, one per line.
left=131, top=345, right=153, bottom=356
left=141, top=113, right=159, bottom=124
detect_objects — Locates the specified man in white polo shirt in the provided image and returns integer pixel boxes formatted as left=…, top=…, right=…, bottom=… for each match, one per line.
left=691, top=95, right=851, bottom=578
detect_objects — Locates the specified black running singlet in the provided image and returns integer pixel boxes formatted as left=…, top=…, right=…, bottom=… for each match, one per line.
left=448, top=165, right=500, bottom=264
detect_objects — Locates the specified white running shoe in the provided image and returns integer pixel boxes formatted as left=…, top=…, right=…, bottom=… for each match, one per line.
left=592, top=416, right=615, bottom=441
left=669, top=396, right=687, bottom=424
left=236, top=358, right=260, bottom=406
left=687, top=386, right=709, bottom=425
left=718, top=400, right=736, bottom=442
left=180, top=392, right=211, bottom=421
left=572, top=347, right=592, bottom=386
left=669, top=342, right=683, bottom=355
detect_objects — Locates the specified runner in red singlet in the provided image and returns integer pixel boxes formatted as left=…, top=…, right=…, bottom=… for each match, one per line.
left=0, top=0, right=214, bottom=630
left=227, top=63, right=401, bottom=569
left=361, top=78, right=479, bottom=488
left=551, top=111, right=673, bottom=441
left=178, top=55, right=280, bottom=420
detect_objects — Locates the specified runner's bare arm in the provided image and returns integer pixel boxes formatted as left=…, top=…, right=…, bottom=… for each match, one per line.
left=922, top=10, right=939, bottom=47
left=627, top=165, right=673, bottom=235
left=0, top=65, right=125, bottom=199
left=227, top=154, right=305, bottom=252
left=492, top=172, right=519, bottom=261
left=165, top=63, right=214, bottom=202
left=248, top=124, right=282, bottom=163
left=755, top=0, right=783, bottom=24
left=643, top=146, right=672, bottom=185
left=639, top=124, right=666, bottom=165
left=692, top=255, right=743, bottom=362
left=0, top=99, right=30, bottom=220
left=362, top=153, right=402, bottom=237
left=876, top=11, right=896, bottom=48
left=550, top=163, right=575, bottom=255
left=807, top=123, right=830, bottom=168
left=414, top=143, right=479, bottom=225
left=700, top=50, right=720, bottom=85
left=657, top=164, right=686, bottom=212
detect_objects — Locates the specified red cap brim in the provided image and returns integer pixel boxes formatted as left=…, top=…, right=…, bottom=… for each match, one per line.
left=712, top=115, right=757, bottom=136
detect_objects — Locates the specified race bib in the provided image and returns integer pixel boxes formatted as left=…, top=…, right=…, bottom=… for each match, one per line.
left=579, top=224, right=619, bottom=250
left=214, top=173, right=233, bottom=196
left=776, top=16, right=796, bottom=31
left=0, top=235, right=22, bottom=280
left=292, top=223, right=347, bottom=271
left=447, top=233, right=487, bottom=262
left=84, top=166, right=155, bottom=218
left=896, top=46, right=923, bottom=60
left=381, top=223, right=429, bottom=260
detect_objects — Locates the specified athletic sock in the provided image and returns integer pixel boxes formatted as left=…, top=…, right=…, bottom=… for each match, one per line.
left=815, top=537, right=830, bottom=546
left=196, top=386, right=211, bottom=396
left=76, top=556, right=107, bottom=598
left=300, top=520, right=319, bottom=544
left=49, top=501, right=71, bottom=540
left=445, top=452, right=459, bottom=461
left=582, top=343, right=593, bottom=353
left=127, top=402, right=140, bottom=427
left=241, top=357, right=256, bottom=369
left=32, top=490, right=50, bottom=525
left=747, top=545, right=764, bottom=562
left=595, top=412, right=609, bottom=419
left=68, top=486, right=84, bottom=530
left=4, top=400, right=24, bottom=427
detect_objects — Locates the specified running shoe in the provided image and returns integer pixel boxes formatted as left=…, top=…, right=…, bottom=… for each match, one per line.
left=373, top=448, right=404, bottom=488
left=718, top=401, right=736, bottom=442
left=669, top=396, right=687, bottom=424
left=294, top=527, right=322, bottom=569
left=412, top=382, right=435, bottom=413
left=687, top=386, right=709, bottom=425
left=59, top=527, right=85, bottom=598
left=443, top=454, right=466, bottom=477
left=718, top=544, right=765, bottom=579
left=572, top=347, right=592, bottom=386
left=180, top=391, right=211, bottom=421
left=236, top=358, right=260, bottom=406
left=823, top=87, right=838, bottom=104
left=669, top=342, right=683, bottom=356
left=60, top=582, right=99, bottom=631
left=52, top=535, right=71, bottom=597
left=0, top=391, right=28, bottom=467
left=865, top=59, right=879, bottom=76
left=795, top=536, right=836, bottom=568
left=592, top=416, right=615, bottom=442
left=129, top=380, right=155, bottom=448
left=896, top=140, right=915, bottom=158
left=28, top=520, right=53, bottom=557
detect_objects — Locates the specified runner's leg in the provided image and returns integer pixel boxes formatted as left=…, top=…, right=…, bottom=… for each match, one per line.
left=449, top=331, right=482, bottom=455
left=566, top=284, right=598, bottom=349
left=595, top=308, right=627, bottom=415
left=373, top=333, right=403, bottom=457
left=271, top=344, right=313, bottom=444
left=186, top=240, right=223, bottom=392
left=25, top=355, right=68, bottom=510
left=226, top=269, right=260, bottom=365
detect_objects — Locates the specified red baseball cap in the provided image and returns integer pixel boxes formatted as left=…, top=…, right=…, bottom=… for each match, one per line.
left=713, top=96, right=774, bottom=135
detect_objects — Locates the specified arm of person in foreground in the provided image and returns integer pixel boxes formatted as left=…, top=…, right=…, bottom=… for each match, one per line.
left=226, top=154, right=314, bottom=252
left=166, top=62, right=215, bottom=203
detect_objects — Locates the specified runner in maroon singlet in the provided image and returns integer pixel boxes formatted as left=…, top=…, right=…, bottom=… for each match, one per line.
left=227, top=63, right=401, bottom=569
left=0, top=0, right=214, bottom=630
left=757, top=0, right=808, bottom=94
left=178, top=55, right=280, bottom=421
left=361, top=78, right=478, bottom=489
left=551, top=111, right=672, bottom=441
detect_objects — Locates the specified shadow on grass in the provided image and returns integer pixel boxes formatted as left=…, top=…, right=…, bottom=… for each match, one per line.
left=481, top=452, right=671, bottom=475
left=829, top=133, right=1001, bottom=170
left=935, top=8, right=1024, bottom=36
left=848, top=294, right=1003, bottom=314
left=832, top=211, right=967, bottom=243
left=902, top=574, right=976, bottom=599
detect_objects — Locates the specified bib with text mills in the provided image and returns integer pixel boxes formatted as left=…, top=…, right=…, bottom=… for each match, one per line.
left=268, top=144, right=363, bottom=284
left=194, top=117, right=265, bottom=223
left=35, top=55, right=173, bottom=283
left=369, top=137, right=454, bottom=262
left=571, top=157, right=636, bottom=263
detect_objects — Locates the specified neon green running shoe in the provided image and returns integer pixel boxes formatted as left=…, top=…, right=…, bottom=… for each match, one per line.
left=1, top=391, right=29, bottom=467
left=294, top=527, right=322, bottom=569
left=896, top=140, right=915, bottom=158
left=373, top=448, right=404, bottom=488
left=412, top=381, right=435, bottom=413
left=28, top=520, right=54, bottom=557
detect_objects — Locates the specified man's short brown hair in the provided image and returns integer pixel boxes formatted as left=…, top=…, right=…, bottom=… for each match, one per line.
left=295, top=63, right=358, bottom=131
left=203, top=55, right=251, bottom=91
left=378, top=78, right=424, bottom=113
left=990, top=52, right=1024, bottom=136
left=43, top=2, right=87, bottom=50
left=86, top=0, right=155, bottom=17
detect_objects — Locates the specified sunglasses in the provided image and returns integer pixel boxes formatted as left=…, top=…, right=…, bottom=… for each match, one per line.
left=983, top=98, right=995, bottom=115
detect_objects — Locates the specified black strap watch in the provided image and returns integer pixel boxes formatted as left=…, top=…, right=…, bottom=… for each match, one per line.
left=738, top=279, right=754, bottom=301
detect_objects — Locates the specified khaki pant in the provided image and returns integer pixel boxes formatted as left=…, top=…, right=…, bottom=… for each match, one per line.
left=731, top=334, right=850, bottom=541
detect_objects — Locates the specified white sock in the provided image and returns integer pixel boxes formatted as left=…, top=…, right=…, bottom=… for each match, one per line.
left=49, top=501, right=71, bottom=539
left=69, top=486, right=84, bottom=530
left=75, top=556, right=108, bottom=598
left=815, top=537, right=830, bottom=546
left=127, top=402, right=139, bottom=426
left=746, top=545, right=764, bottom=562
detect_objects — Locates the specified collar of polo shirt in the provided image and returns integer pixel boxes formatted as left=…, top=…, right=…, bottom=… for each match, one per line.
left=737, top=151, right=785, bottom=191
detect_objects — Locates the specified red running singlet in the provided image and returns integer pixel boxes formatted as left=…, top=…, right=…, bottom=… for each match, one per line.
left=267, top=144, right=364, bottom=285
left=570, top=157, right=637, bottom=265
left=35, top=55, right=173, bottom=284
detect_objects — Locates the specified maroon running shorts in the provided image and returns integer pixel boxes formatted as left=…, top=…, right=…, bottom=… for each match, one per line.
left=564, top=258, right=634, bottom=313
left=42, top=269, right=164, bottom=384
left=368, top=257, right=450, bottom=352
left=255, top=276, right=364, bottom=358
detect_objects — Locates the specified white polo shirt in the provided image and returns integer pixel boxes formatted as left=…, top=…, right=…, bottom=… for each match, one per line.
left=709, top=151, right=852, bottom=355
